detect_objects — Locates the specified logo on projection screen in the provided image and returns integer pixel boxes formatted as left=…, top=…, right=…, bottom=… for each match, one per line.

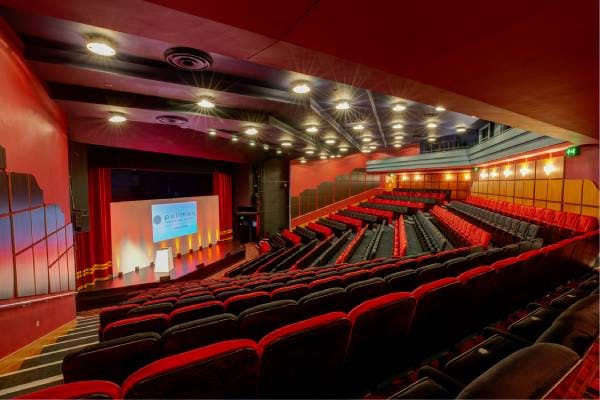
left=151, top=201, right=198, bottom=243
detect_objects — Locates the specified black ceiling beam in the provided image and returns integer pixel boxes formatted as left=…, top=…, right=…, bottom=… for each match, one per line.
left=22, top=35, right=299, bottom=106
left=366, top=90, right=387, bottom=147
left=268, top=116, right=316, bottom=147
left=309, top=99, right=361, bottom=150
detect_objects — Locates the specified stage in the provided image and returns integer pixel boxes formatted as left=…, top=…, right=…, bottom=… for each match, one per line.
left=76, top=240, right=247, bottom=310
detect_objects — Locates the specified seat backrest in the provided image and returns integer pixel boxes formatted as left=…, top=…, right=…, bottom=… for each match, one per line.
left=238, top=300, right=300, bottom=341
left=309, top=276, right=343, bottom=292
left=161, top=313, right=239, bottom=356
left=384, top=269, right=418, bottom=292
left=416, top=263, right=447, bottom=284
left=341, top=270, right=371, bottom=286
left=270, top=283, right=310, bottom=301
left=63, top=333, right=161, bottom=384
left=122, top=339, right=259, bottom=399
left=99, top=304, right=139, bottom=331
left=103, top=314, right=170, bottom=341
left=257, top=312, right=351, bottom=398
left=345, top=277, right=386, bottom=308
left=299, top=287, right=349, bottom=317
left=127, top=302, right=174, bottom=318
left=175, top=294, right=216, bottom=308
left=168, top=301, right=224, bottom=326
left=444, top=257, right=469, bottom=277
left=17, top=381, right=121, bottom=400
left=215, top=288, right=250, bottom=301
left=224, top=291, right=270, bottom=315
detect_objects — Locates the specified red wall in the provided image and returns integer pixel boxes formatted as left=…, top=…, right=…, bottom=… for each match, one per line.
left=0, top=18, right=75, bottom=358
left=290, top=144, right=419, bottom=197
left=565, top=144, right=599, bottom=185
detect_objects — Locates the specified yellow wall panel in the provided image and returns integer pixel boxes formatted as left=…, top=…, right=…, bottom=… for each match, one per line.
left=522, top=198, right=534, bottom=206
left=534, top=200, right=547, bottom=208
left=523, top=180, right=535, bottom=198
left=546, top=202, right=562, bottom=211
left=499, top=181, right=507, bottom=196
left=506, top=181, right=515, bottom=197
left=489, top=181, right=499, bottom=195
left=581, top=206, right=599, bottom=218
left=563, top=204, right=581, bottom=214
left=535, top=180, right=548, bottom=200
left=480, top=181, right=488, bottom=194
left=563, top=179, right=583, bottom=204
left=582, top=180, right=599, bottom=206
left=547, top=180, right=563, bottom=202
left=514, top=181, right=524, bottom=197
left=514, top=197, right=523, bottom=204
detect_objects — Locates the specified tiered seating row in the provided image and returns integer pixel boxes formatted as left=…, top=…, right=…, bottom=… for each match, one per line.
left=306, top=222, right=333, bottom=238
left=336, top=226, right=367, bottom=264
left=312, top=230, right=354, bottom=267
left=393, top=216, right=407, bottom=257
left=281, top=229, right=302, bottom=245
left=33, top=233, right=596, bottom=399
left=466, top=195, right=598, bottom=239
left=328, top=213, right=363, bottom=232
left=317, top=217, right=348, bottom=235
left=292, top=235, right=335, bottom=270
left=339, top=209, right=378, bottom=223
left=378, top=193, right=436, bottom=206
left=448, top=201, right=539, bottom=245
left=371, top=197, right=426, bottom=210
left=431, top=206, right=492, bottom=247
left=414, top=211, right=452, bottom=252
left=392, top=189, right=449, bottom=200
left=293, top=225, right=317, bottom=242
left=359, top=201, right=408, bottom=215
left=347, top=205, right=393, bottom=223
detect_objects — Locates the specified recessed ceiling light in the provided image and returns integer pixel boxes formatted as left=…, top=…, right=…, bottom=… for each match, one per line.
left=393, top=143, right=402, bottom=148
left=306, top=126, right=319, bottom=133
left=300, top=158, right=307, bottom=164
left=263, top=144, right=269, bottom=150
left=276, top=149, right=282, bottom=155
left=361, top=148, right=372, bottom=153
left=281, top=141, right=293, bottom=147
left=324, top=138, right=336, bottom=145
left=427, top=137, right=437, bottom=142
left=108, top=112, right=126, bottom=123
left=197, top=97, right=216, bottom=109
left=86, top=37, right=116, bottom=56
left=456, top=126, right=466, bottom=133
left=231, top=136, right=239, bottom=142
left=208, top=129, right=217, bottom=136
left=319, top=154, right=328, bottom=160
left=329, top=154, right=336, bottom=159
left=471, top=115, right=477, bottom=119
left=244, top=127, right=258, bottom=135
left=305, top=149, right=315, bottom=155
left=392, top=104, right=406, bottom=112
left=368, top=144, right=377, bottom=150
left=393, top=134, right=405, bottom=139
left=339, top=147, right=349, bottom=152
left=335, top=100, right=351, bottom=110
left=426, top=122, right=437, bottom=128
left=361, top=136, right=373, bottom=143
left=392, top=123, right=403, bottom=129
left=336, top=154, right=342, bottom=158
left=291, top=81, right=311, bottom=94
left=353, top=124, right=365, bottom=131
left=435, top=105, right=446, bottom=112
left=249, top=140, right=256, bottom=146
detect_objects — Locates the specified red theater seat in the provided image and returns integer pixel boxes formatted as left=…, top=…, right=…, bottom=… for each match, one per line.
left=168, top=301, right=225, bottom=326
left=308, top=276, right=343, bottom=292
left=103, top=314, right=170, bottom=341
left=161, top=314, right=239, bottom=356
left=121, top=339, right=259, bottom=399
left=258, top=312, right=351, bottom=398
left=270, top=283, right=310, bottom=301
left=238, top=300, right=300, bottom=341
left=224, top=291, right=270, bottom=315
left=99, top=304, right=139, bottom=331
left=17, top=381, right=121, bottom=399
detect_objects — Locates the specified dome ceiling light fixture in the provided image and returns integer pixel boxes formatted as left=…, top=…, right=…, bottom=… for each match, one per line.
left=197, top=97, right=216, bottom=109
left=280, top=140, right=293, bottom=147
left=335, top=100, right=351, bottom=110
left=306, top=126, right=319, bottom=133
left=352, top=124, right=365, bottom=131
left=108, top=112, right=127, bottom=123
left=392, top=103, right=406, bottom=112
left=86, top=35, right=116, bottom=56
left=164, top=47, right=213, bottom=71
left=291, top=81, right=311, bottom=94
left=156, top=115, right=188, bottom=125
left=244, top=127, right=258, bottom=136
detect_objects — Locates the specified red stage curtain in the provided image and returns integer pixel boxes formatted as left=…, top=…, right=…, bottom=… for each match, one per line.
left=213, top=172, right=233, bottom=241
left=75, top=168, right=112, bottom=288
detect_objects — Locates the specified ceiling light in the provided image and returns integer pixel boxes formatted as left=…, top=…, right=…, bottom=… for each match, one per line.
left=86, top=37, right=116, bottom=56
left=353, top=124, right=365, bottom=131
left=244, top=127, right=258, bottom=135
left=305, top=149, right=315, bottom=155
left=335, top=100, right=351, bottom=110
left=263, top=144, right=270, bottom=150
left=197, top=97, right=216, bottom=109
left=392, top=104, right=406, bottom=112
left=361, top=136, right=373, bottom=143
left=456, top=126, right=466, bottom=133
left=392, top=123, right=403, bottom=129
left=324, top=138, right=336, bottom=145
left=281, top=141, right=293, bottom=147
left=393, top=143, right=402, bottom=148
left=300, top=158, right=307, bottom=164
left=329, top=154, right=336, bottom=159
left=435, top=105, right=446, bottom=112
left=339, top=147, right=348, bottom=152
left=426, top=122, right=437, bottom=128
left=306, top=126, right=319, bottom=133
left=361, top=148, right=372, bottom=153
left=249, top=140, right=256, bottom=147
left=368, top=144, right=377, bottom=150
left=276, top=149, right=282, bottom=155
left=427, top=137, right=436, bottom=142
left=336, top=154, right=341, bottom=158
left=208, top=129, right=217, bottom=136
left=319, top=154, right=328, bottom=160
left=231, top=136, right=239, bottom=142
left=393, top=134, right=405, bottom=140
left=108, top=113, right=126, bottom=123
left=291, top=81, right=311, bottom=94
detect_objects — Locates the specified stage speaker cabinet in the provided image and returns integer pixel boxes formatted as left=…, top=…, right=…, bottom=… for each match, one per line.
left=155, top=247, right=174, bottom=273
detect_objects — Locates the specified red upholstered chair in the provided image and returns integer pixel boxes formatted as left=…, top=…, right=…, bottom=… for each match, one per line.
left=346, top=293, right=416, bottom=386
left=143, top=297, right=178, bottom=307
left=308, top=276, right=343, bottom=292
left=238, top=300, right=301, bottom=341
left=491, top=257, right=527, bottom=312
left=121, top=339, right=259, bottom=399
left=168, top=301, right=224, bottom=326
left=224, top=291, right=270, bottom=315
left=258, top=312, right=352, bottom=398
left=103, top=313, right=170, bottom=341
left=341, top=269, right=371, bottom=286
left=457, top=266, right=497, bottom=328
left=161, top=314, right=239, bottom=356
left=270, top=283, right=310, bottom=301
left=99, top=304, right=139, bottom=331
left=17, top=381, right=121, bottom=399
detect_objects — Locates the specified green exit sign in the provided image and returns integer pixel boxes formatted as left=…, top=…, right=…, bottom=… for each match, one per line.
left=565, top=146, right=580, bottom=157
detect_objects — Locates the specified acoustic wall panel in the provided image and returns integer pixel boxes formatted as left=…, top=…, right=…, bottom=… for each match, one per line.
left=57, top=227, right=66, bottom=257
left=317, top=182, right=333, bottom=208
left=0, top=172, right=8, bottom=216
left=45, top=204, right=57, bottom=235
left=582, top=180, right=599, bottom=206
left=67, top=247, right=76, bottom=291
left=33, top=240, right=49, bottom=295
left=10, top=173, right=29, bottom=212
left=49, top=262, right=60, bottom=293
left=12, top=211, right=32, bottom=253
left=29, top=176, right=43, bottom=208
left=59, top=255, right=68, bottom=292
left=31, top=206, right=46, bottom=243
left=46, top=232, right=58, bottom=266
left=291, top=197, right=299, bottom=219
left=0, top=217, right=14, bottom=299
left=15, top=248, right=35, bottom=297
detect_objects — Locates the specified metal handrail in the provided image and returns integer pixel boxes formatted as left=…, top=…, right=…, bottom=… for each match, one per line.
left=0, top=291, right=75, bottom=311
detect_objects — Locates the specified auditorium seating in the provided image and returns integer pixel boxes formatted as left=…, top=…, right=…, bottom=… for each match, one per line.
left=336, top=226, right=367, bottom=263
left=281, top=229, right=302, bottom=245
left=306, top=222, right=334, bottom=238
left=392, top=188, right=450, bottom=200
left=317, top=217, right=348, bottom=235
left=292, top=225, right=318, bottom=242
left=18, top=231, right=593, bottom=399
left=339, top=208, right=379, bottom=223
left=347, top=205, right=394, bottom=223
left=378, top=193, right=439, bottom=206
left=359, top=201, right=409, bottom=215
left=371, top=197, right=426, bottom=210
left=327, top=213, right=363, bottom=232
left=431, top=206, right=492, bottom=247
left=393, top=216, right=407, bottom=257
left=413, top=211, right=452, bottom=252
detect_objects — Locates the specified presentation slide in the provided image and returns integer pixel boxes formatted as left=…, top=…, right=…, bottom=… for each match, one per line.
left=151, top=201, right=198, bottom=243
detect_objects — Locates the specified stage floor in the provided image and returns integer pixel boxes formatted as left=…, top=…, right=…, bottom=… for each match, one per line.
left=81, top=240, right=245, bottom=292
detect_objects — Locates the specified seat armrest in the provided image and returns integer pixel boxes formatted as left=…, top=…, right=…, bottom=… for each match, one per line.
left=417, top=366, right=465, bottom=395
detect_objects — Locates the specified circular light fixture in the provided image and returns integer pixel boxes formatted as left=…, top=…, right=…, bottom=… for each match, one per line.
left=306, top=126, right=319, bottom=133
left=263, top=144, right=270, bottom=150
left=108, top=112, right=127, bottom=123
left=197, top=97, right=216, bottom=109
left=368, top=144, right=377, bottom=150
left=427, top=137, right=437, bottom=142
left=393, top=143, right=402, bottom=148
left=339, top=146, right=349, bottom=152
left=490, top=169, right=499, bottom=178
left=231, top=136, right=239, bottom=142
left=426, top=122, right=438, bottom=128
left=305, top=149, right=315, bottom=155
left=276, top=149, right=282, bottom=155
left=249, top=140, right=256, bottom=147
left=392, top=123, right=404, bottom=129
left=353, top=124, right=365, bottom=131
left=361, top=136, right=373, bottom=143
left=361, top=148, right=372, bottom=153
left=435, top=105, right=446, bottom=112
left=156, top=115, right=188, bottom=125
left=280, top=141, right=293, bottom=147
left=335, top=100, right=351, bottom=110
left=208, top=129, right=217, bottom=136
left=456, top=126, right=466, bottom=133
left=300, top=158, right=307, bottom=164
left=393, top=134, right=405, bottom=139
left=520, top=164, right=531, bottom=177
left=291, top=81, right=311, bottom=94
left=319, top=154, right=328, bottom=160
left=392, top=104, right=406, bottom=112
left=543, top=162, right=556, bottom=176
left=86, top=37, right=116, bottom=56
left=244, top=127, right=258, bottom=135
left=324, top=138, right=336, bottom=145
left=503, top=167, right=513, bottom=178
